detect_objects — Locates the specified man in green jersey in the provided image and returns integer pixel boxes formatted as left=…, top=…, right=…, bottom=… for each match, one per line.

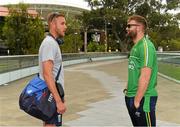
left=125, top=15, right=158, bottom=126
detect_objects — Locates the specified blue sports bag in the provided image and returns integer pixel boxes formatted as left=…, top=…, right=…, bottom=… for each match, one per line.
left=19, top=75, right=56, bottom=121
left=19, top=66, right=64, bottom=121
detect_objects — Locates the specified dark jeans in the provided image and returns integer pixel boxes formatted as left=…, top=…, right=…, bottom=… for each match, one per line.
left=125, top=96, right=157, bottom=127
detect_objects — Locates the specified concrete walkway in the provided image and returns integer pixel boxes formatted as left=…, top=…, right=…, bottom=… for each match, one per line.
left=0, top=59, right=180, bottom=126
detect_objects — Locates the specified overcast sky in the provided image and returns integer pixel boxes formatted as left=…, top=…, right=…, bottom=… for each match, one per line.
left=0, top=0, right=179, bottom=14
left=0, top=0, right=90, bottom=10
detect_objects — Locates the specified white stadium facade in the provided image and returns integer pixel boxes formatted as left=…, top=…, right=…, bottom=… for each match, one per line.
left=0, top=0, right=90, bottom=18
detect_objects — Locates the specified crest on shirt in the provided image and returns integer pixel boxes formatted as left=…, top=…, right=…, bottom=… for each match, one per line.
left=129, top=60, right=135, bottom=70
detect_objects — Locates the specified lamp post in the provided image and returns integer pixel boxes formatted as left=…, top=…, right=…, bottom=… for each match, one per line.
left=84, top=28, right=87, bottom=53
left=104, top=18, right=108, bottom=52
left=74, top=32, right=78, bottom=53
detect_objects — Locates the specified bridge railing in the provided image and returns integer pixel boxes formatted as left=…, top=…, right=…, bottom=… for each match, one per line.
left=0, top=52, right=127, bottom=74
left=157, top=52, right=180, bottom=65
left=0, top=52, right=179, bottom=74
left=0, top=52, right=179, bottom=85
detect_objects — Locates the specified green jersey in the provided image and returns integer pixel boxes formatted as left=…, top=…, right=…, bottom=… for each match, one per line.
left=127, top=36, right=158, bottom=112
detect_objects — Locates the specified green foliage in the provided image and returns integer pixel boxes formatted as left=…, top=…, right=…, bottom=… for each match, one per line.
left=62, top=33, right=83, bottom=53
left=60, top=14, right=84, bottom=53
left=27, top=17, right=45, bottom=54
left=2, top=1, right=179, bottom=53
left=97, top=44, right=105, bottom=52
left=168, top=39, right=180, bottom=51
left=0, top=20, right=5, bottom=40
left=87, top=41, right=105, bottom=52
left=166, top=0, right=180, bottom=10
left=157, top=39, right=180, bottom=51
left=66, top=15, right=82, bottom=34
left=87, top=41, right=98, bottom=52
left=2, top=4, right=44, bottom=55
left=82, top=0, right=180, bottom=52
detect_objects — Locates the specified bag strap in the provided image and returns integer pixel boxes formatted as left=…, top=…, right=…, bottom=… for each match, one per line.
left=48, top=33, right=62, bottom=82
left=55, top=65, right=61, bottom=82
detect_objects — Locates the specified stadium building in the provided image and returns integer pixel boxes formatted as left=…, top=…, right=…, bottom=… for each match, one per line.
left=0, top=0, right=90, bottom=18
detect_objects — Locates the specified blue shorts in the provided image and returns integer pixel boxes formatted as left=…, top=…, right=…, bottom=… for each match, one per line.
left=125, top=96, right=157, bottom=126
left=44, top=112, right=62, bottom=126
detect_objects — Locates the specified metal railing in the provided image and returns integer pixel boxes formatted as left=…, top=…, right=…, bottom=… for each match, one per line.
left=0, top=55, right=38, bottom=74
left=0, top=52, right=179, bottom=74
left=157, top=52, right=180, bottom=65
left=0, top=52, right=179, bottom=85
left=0, top=52, right=127, bottom=74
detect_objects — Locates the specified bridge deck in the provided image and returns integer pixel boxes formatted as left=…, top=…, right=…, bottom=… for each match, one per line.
left=0, top=59, right=180, bottom=126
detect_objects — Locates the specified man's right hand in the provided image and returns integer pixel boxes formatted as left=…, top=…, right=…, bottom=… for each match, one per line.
left=56, top=101, right=66, bottom=114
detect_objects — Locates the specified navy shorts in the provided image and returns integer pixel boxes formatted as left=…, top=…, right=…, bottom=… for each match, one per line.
left=44, top=112, right=62, bottom=126
left=125, top=96, right=157, bottom=126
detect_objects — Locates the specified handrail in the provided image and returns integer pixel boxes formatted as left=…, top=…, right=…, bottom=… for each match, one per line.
left=0, top=52, right=128, bottom=74
left=0, top=52, right=179, bottom=85
left=0, top=52, right=179, bottom=74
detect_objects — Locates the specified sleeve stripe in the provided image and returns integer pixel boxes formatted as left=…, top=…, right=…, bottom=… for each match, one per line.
left=143, top=38, right=148, bottom=66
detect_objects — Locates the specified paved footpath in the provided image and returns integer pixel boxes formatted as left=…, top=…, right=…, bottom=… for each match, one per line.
left=0, top=59, right=180, bottom=126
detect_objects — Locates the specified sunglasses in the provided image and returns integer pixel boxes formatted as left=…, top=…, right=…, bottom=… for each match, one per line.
left=127, top=24, right=140, bottom=28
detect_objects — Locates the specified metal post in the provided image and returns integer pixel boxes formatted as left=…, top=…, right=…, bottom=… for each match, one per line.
left=104, top=18, right=107, bottom=52
left=74, top=32, right=78, bottom=53
left=84, top=28, right=87, bottom=53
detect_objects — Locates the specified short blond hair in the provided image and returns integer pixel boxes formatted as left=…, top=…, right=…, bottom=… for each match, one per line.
left=47, top=12, right=65, bottom=26
left=128, top=15, right=148, bottom=31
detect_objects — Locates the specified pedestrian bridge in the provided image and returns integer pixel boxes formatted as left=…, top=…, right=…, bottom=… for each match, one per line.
left=0, top=52, right=180, bottom=126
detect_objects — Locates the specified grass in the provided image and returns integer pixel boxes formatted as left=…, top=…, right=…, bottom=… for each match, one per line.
left=158, top=62, right=180, bottom=81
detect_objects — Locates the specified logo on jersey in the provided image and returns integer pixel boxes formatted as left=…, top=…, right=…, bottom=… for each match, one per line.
left=129, top=60, right=135, bottom=70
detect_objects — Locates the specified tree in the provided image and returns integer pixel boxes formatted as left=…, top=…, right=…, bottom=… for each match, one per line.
left=2, top=3, right=44, bottom=55
left=62, top=34, right=83, bottom=53
left=61, top=15, right=83, bottom=53
left=83, top=0, right=180, bottom=51
left=0, top=18, right=6, bottom=40
left=26, top=17, right=45, bottom=54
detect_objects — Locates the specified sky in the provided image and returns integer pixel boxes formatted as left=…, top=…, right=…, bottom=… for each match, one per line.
left=162, top=0, right=180, bottom=14
left=0, top=0, right=179, bottom=14
left=0, top=0, right=91, bottom=10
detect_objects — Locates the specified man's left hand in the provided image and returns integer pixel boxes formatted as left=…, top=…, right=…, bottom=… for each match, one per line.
left=134, top=99, right=140, bottom=109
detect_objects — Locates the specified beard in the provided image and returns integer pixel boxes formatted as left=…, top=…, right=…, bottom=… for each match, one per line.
left=126, top=31, right=137, bottom=40
left=57, top=31, right=64, bottom=38
left=55, top=27, right=65, bottom=38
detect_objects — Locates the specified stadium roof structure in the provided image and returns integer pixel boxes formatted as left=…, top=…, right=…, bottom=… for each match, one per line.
left=0, top=0, right=90, bottom=10
left=0, top=0, right=90, bottom=18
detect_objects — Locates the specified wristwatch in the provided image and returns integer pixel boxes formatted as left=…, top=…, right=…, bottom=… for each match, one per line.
left=123, top=88, right=127, bottom=94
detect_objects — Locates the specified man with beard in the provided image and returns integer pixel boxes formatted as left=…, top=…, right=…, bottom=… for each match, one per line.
left=39, top=12, right=67, bottom=126
left=124, top=15, right=158, bottom=126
